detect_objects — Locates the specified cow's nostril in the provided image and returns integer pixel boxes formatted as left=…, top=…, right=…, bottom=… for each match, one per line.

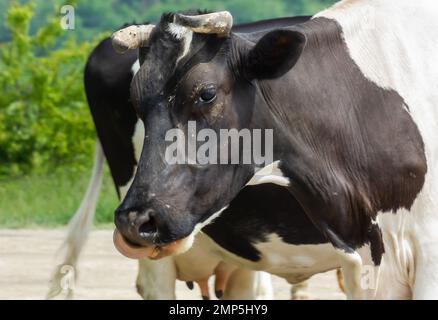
left=137, top=209, right=157, bottom=236
left=139, top=216, right=157, bottom=235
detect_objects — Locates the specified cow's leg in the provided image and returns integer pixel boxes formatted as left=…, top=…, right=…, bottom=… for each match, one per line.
left=336, top=268, right=346, bottom=293
left=291, top=280, right=311, bottom=300
left=255, top=271, right=274, bottom=299
left=290, top=270, right=345, bottom=299
left=336, top=250, right=366, bottom=299
left=136, top=257, right=177, bottom=300
left=223, top=269, right=273, bottom=300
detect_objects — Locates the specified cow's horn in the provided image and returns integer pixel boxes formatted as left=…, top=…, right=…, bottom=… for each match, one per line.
left=111, top=24, right=155, bottom=53
left=174, top=11, right=233, bottom=37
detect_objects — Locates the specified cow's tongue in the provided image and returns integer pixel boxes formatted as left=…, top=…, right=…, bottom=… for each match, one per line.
left=113, top=229, right=160, bottom=259
left=113, top=229, right=194, bottom=260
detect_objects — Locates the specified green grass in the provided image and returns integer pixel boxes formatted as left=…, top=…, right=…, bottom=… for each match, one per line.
left=0, top=165, right=119, bottom=228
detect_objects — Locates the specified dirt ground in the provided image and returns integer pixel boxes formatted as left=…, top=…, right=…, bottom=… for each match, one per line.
left=0, top=229, right=346, bottom=300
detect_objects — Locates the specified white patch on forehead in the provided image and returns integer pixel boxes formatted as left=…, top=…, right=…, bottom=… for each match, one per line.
left=177, top=31, right=193, bottom=65
left=167, top=23, right=193, bottom=65
left=131, top=59, right=140, bottom=76
left=246, top=160, right=290, bottom=187
left=167, top=23, right=190, bottom=39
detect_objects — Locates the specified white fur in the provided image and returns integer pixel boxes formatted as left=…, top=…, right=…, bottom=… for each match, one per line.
left=253, top=234, right=339, bottom=284
left=334, top=248, right=366, bottom=299
left=166, top=206, right=230, bottom=260
left=317, top=0, right=438, bottom=299
left=371, top=211, right=414, bottom=299
left=246, top=161, right=290, bottom=187
left=194, top=206, right=228, bottom=233
left=131, top=59, right=140, bottom=75
left=178, top=233, right=274, bottom=300
left=136, top=230, right=276, bottom=300
left=167, top=23, right=189, bottom=39
left=177, top=30, right=193, bottom=65
left=167, top=23, right=193, bottom=65
left=202, top=232, right=340, bottom=286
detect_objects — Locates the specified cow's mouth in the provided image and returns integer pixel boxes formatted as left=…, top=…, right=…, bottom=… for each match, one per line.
left=113, top=229, right=194, bottom=260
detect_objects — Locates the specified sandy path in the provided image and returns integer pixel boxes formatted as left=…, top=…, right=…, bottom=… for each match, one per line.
left=0, top=229, right=345, bottom=300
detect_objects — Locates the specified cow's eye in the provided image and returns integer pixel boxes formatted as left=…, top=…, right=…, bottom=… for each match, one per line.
left=199, top=85, right=216, bottom=103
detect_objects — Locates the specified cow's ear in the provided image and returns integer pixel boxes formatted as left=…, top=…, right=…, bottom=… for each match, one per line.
left=245, top=29, right=306, bottom=80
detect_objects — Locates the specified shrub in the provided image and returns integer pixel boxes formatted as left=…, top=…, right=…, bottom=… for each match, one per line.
left=0, top=2, right=105, bottom=176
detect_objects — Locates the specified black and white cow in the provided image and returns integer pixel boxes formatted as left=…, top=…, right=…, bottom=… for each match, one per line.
left=49, top=16, right=346, bottom=300
left=112, top=0, right=438, bottom=299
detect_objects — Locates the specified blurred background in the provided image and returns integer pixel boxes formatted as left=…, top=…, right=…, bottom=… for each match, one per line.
left=0, top=0, right=336, bottom=228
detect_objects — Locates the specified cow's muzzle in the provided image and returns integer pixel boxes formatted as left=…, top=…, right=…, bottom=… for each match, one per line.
left=114, top=206, right=194, bottom=260
left=115, top=207, right=159, bottom=245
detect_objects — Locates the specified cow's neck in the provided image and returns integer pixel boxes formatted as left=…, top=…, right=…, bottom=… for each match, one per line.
left=252, top=18, right=351, bottom=160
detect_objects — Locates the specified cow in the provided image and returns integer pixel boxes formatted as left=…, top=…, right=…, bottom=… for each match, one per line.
left=48, top=16, right=345, bottom=300
left=112, top=0, right=438, bottom=299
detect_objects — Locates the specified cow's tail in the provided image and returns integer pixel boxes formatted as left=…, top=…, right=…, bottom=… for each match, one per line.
left=46, top=141, right=104, bottom=299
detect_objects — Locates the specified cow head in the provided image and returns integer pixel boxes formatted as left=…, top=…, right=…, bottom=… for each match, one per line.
left=112, top=11, right=306, bottom=259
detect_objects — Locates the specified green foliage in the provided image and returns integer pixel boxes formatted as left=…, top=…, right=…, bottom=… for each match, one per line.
left=137, top=0, right=289, bottom=24
left=0, top=1, right=337, bottom=43
left=0, top=2, right=105, bottom=176
left=0, top=164, right=118, bottom=227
